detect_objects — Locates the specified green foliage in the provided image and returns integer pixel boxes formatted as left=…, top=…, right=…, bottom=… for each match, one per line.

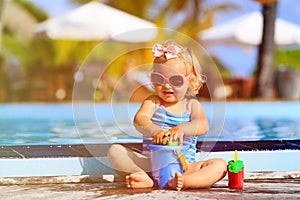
left=2, top=33, right=31, bottom=70
left=70, top=0, right=93, bottom=5
left=152, top=0, right=242, bottom=39
left=106, top=0, right=152, bottom=19
left=1, top=0, right=49, bottom=72
left=1, top=0, right=243, bottom=102
left=275, top=49, right=300, bottom=70
left=12, top=0, right=48, bottom=22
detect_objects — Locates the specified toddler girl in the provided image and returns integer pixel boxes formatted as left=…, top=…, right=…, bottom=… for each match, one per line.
left=108, top=40, right=227, bottom=190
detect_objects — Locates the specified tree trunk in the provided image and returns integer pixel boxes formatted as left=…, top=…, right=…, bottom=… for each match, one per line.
left=254, top=2, right=277, bottom=99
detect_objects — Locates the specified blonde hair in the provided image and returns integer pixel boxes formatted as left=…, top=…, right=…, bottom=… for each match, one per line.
left=153, top=40, right=206, bottom=96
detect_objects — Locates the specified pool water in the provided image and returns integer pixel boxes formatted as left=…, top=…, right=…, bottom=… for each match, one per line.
left=0, top=102, right=299, bottom=146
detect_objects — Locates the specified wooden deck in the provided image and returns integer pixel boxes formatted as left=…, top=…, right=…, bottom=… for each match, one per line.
left=0, top=172, right=299, bottom=199
left=0, top=140, right=299, bottom=199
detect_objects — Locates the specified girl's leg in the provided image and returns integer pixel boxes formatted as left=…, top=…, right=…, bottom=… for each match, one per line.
left=107, top=144, right=153, bottom=188
left=168, top=158, right=227, bottom=190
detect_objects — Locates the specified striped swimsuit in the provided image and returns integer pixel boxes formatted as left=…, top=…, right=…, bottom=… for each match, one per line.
left=143, top=100, right=197, bottom=163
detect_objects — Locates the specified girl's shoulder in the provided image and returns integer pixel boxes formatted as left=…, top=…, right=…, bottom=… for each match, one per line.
left=187, top=97, right=201, bottom=111
left=144, top=95, right=161, bottom=106
left=142, top=95, right=161, bottom=114
left=187, top=97, right=200, bottom=105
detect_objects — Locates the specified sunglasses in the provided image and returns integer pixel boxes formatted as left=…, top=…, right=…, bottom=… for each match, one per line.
left=150, top=72, right=193, bottom=88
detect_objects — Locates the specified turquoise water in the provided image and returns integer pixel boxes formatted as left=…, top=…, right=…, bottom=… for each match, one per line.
left=0, top=102, right=299, bottom=145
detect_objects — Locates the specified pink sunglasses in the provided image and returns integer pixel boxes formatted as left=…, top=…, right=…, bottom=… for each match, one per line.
left=150, top=72, right=193, bottom=88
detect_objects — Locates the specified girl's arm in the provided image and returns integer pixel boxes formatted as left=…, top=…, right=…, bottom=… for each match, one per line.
left=167, top=99, right=209, bottom=143
left=133, top=95, right=163, bottom=136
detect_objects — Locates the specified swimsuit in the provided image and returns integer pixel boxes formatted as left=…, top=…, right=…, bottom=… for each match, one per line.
left=143, top=100, right=197, bottom=163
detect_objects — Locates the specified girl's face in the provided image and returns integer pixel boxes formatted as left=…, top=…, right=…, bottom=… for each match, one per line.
left=152, top=58, right=190, bottom=103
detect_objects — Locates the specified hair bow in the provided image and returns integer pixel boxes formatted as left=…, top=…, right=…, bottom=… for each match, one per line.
left=152, top=43, right=181, bottom=60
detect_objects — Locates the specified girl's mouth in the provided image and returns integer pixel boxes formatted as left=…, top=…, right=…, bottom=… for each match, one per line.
left=163, top=91, right=174, bottom=95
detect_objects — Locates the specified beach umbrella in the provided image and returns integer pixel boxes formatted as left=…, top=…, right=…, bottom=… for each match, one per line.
left=199, top=11, right=300, bottom=46
left=34, top=1, right=157, bottom=42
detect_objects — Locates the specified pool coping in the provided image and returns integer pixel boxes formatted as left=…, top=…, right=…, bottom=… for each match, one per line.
left=1, top=140, right=299, bottom=158
left=0, top=141, right=299, bottom=179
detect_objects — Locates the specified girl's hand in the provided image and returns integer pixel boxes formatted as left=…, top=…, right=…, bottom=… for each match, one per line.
left=166, top=125, right=184, bottom=144
left=152, top=130, right=168, bottom=145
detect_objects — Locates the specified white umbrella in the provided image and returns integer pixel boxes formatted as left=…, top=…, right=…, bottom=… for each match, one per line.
left=199, top=11, right=300, bottom=46
left=34, top=1, right=157, bottom=42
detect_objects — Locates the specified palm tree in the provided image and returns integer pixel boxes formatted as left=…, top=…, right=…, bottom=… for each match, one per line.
left=150, top=0, right=241, bottom=40
left=0, top=0, right=4, bottom=51
left=254, top=0, right=278, bottom=99
left=68, top=0, right=240, bottom=101
left=0, top=0, right=47, bottom=101
left=71, top=0, right=240, bottom=41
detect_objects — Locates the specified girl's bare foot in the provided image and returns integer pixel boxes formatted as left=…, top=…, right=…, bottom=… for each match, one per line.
left=167, top=172, right=184, bottom=191
left=125, top=172, right=154, bottom=189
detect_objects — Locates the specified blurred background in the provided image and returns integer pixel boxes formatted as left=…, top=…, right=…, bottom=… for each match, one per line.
left=0, top=0, right=299, bottom=102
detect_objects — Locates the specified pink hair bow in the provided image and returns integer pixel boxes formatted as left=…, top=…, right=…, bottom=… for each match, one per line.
left=152, top=43, right=181, bottom=60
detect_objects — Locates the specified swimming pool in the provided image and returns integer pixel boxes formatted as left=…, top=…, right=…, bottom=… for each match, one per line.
left=0, top=102, right=299, bottom=146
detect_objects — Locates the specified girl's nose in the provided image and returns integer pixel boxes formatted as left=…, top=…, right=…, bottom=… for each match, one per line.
left=163, top=82, right=172, bottom=89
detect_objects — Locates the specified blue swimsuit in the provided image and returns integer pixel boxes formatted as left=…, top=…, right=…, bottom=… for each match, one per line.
left=143, top=101, right=197, bottom=163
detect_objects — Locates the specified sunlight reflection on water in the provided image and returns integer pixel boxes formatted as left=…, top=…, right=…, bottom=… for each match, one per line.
left=0, top=102, right=299, bottom=145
